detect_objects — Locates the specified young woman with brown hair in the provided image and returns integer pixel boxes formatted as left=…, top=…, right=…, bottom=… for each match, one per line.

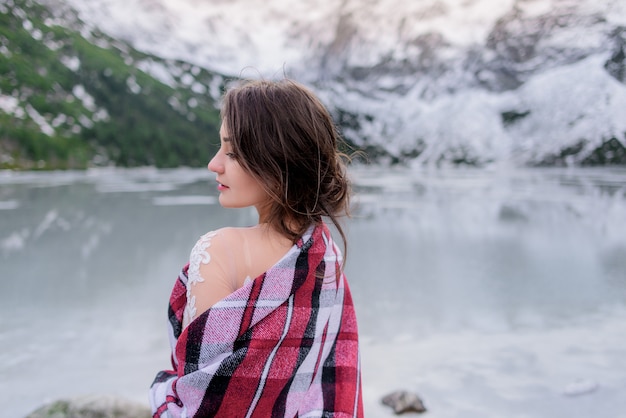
left=150, top=79, right=363, bottom=417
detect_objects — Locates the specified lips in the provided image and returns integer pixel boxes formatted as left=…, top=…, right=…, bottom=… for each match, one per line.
left=216, top=180, right=229, bottom=191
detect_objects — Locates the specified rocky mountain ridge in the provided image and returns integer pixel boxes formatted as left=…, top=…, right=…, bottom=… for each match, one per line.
left=57, top=0, right=626, bottom=166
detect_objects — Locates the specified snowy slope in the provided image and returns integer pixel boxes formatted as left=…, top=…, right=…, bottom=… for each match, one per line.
left=55, top=0, right=626, bottom=166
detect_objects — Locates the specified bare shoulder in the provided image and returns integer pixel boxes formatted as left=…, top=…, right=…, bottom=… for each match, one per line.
left=189, top=228, right=236, bottom=258
left=194, top=225, right=294, bottom=258
left=210, top=226, right=254, bottom=242
left=192, top=226, right=294, bottom=285
left=193, top=226, right=255, bottom=253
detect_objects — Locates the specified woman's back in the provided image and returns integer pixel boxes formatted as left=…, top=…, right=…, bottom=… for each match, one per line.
left=151, top=224, right=362, bottom=417
left=183, top=225, right=294, bottom=327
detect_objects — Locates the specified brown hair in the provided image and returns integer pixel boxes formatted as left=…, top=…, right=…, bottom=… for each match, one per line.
left=220, top=78, right=351, bottom=257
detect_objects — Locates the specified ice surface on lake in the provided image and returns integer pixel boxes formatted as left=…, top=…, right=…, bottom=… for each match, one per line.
left=0, top=167, right=625, bottom=418
left=151, top=195, right=217, bottom=206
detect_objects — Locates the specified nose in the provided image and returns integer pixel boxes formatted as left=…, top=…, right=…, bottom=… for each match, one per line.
left=208, top=154, right=222, bottom=173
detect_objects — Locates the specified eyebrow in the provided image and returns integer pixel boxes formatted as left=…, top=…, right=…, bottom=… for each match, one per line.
left=222, top=136, right=232, bottom=142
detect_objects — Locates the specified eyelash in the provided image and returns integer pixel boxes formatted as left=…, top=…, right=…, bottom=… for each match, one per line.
left=225, top=152, right=236, bottom=159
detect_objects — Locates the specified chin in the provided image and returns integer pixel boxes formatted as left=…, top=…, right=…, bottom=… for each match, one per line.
left=218, top=196, right=229, bottom=207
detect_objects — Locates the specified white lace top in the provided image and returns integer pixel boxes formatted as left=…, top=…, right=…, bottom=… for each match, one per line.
left=184, top=231, right=216, bottom=326
left=183, top=230, right=251, bottom=327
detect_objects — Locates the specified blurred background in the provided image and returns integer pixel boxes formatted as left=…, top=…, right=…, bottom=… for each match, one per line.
left=1, top=0, right=626, bottom=417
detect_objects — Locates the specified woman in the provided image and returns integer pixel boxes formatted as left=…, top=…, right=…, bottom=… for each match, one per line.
left=150, top=79, right=363, bottom=417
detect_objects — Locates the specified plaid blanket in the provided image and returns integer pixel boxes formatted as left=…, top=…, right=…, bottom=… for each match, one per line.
left=149, top=223, right=363, bottom=417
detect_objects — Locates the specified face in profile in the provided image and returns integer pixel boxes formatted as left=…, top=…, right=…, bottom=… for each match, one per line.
left=207, top=122, right=270, bottom=214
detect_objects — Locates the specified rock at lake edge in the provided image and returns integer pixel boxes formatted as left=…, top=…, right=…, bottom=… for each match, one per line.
left=25, top=395, right=151, bottom=418
left=382, top=390, right=427, bottom=415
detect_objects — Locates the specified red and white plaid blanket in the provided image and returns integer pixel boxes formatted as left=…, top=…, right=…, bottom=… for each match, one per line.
left=150, top=223, right=363, bottom=417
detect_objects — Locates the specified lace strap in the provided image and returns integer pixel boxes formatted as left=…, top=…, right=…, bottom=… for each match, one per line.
left=184, top=231, right=218, bottom=326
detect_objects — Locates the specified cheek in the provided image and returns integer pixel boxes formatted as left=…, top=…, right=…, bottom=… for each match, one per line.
left=245, top=176, right=269, bottom=201
left=253, top=185, right=269, bottom=201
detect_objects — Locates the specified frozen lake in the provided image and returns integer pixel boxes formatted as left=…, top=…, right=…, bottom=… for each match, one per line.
left=1, top=166, right=625, bottom=418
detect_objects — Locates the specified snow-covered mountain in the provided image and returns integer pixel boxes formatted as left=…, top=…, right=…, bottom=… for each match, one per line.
left=55, top=0, right=626, bottom=166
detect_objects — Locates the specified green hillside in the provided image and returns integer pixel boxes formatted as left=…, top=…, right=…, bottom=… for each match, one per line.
left=0, top=0, right=226, bottom=169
